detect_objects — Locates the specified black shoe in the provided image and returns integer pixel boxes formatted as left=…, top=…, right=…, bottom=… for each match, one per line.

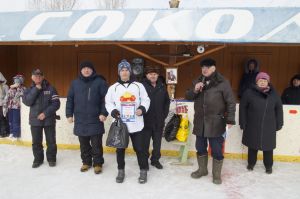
left=247, top=165, right=254, bottom=171
left=266, top=168, right=272, bottom=174
left=49, top=162, right=56, bottom=167
left=151, top=161, right=163, bottom=169
left=32, top=162, right=43, bottom=168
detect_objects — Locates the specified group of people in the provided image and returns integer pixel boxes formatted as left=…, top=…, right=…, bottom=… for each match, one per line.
left=0, top=57, right=298, bottom=185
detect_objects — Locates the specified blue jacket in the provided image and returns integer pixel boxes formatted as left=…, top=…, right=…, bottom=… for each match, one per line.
left=22, top=80, right=60, bottom=126
left=66, top=73, right=108, bottom=136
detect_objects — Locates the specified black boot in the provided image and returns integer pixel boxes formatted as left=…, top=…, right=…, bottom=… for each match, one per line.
left=151, top=161, right=163, bottom=169
left=266, top=167, right=272, bottom=174
left=116, top=169, right=125, bottom=183
left=247, top=164, right=254, bottom=171
left=138, top=170, right=147, bottom=184
left=32, top=162, right=43, bottom=168
left=191, top=155, right=208, bottom=179
left=212, top=159, right=223, bottom=185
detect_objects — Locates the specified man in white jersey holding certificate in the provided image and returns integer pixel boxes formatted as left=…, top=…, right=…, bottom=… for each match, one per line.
left=105, top=59, right=150, bottom=184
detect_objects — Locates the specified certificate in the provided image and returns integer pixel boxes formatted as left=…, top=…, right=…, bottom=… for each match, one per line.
left=121, top=102, right=136, bottom=122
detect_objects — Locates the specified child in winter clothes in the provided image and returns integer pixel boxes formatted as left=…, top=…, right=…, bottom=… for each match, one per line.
left=4, top=75, right=26, bottom=139
left=0, top=72, right=9, bottom=137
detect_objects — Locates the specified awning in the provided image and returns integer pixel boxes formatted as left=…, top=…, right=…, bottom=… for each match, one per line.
left=0, top=8, right=300, bottom=44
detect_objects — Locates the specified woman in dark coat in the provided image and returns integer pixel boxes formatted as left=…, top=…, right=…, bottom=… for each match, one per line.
left=281, top=74, right=300, bottom=105
left=239, top=72, right=283, bottom=174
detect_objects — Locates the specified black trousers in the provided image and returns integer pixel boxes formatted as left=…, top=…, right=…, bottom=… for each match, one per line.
left=143, top=127, right=163, bottom=163
left=31, top=125, right=57, bottom=163
left=195, top=136, right=225, bottom=160
left=116, top=131, right=148, bottom=170
left=78, top=134, right=104, bottom=167
left=248, top=148, right=273, bottom=169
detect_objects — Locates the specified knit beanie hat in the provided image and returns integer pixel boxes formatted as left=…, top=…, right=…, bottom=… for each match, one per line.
left=256, top=72, right=270, bottom=82
left=118, top=59, right=131, bottom=75
left=80, top=61, right=95, bottom=72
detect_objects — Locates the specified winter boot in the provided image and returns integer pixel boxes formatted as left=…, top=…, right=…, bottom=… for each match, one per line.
left=32, top=162, right=43, bottom=168
left=94, top=165, right=102, bottom=174
left=48, top=162, right=56, bottom=167
left=247, top=164, right=254, bottom=171
left=138, top=170, right=147, bottom=184
left=151, top=161, right=163, bottom=169
left=266, top=167, right=272, bottom=174
left=80, top=164, right=91, bottom=172
left=212, top=159, right=223, bottom=185
left=191, top=155, right=208, bottom=179
left=116, top=169, right=125, bottom=183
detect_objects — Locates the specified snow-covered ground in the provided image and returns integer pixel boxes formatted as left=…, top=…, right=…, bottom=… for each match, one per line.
left=0, top=144, right=299, bottom=199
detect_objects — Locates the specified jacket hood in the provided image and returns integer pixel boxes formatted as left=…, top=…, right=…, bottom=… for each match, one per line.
left=0, top=72, right=7, bottom=84
left=244, top=59, right=260, bottom=74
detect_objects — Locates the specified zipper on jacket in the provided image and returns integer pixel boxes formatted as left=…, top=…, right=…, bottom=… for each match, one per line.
left=88, top=88, right=91, bottom=101
left=260, top=98, right=269, bottom=149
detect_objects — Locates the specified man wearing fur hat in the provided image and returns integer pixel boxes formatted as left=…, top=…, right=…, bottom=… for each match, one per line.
left=66, top=61, right=108, bottom=174
left=4, top=74, right=26, bottom=139
left=141, top=65, right=170, bottom=169
left=23, top=69, right=60, bottom=168
left=186, top=58, right=236, bottom=185
left=105, top=59, right=150, bottom=184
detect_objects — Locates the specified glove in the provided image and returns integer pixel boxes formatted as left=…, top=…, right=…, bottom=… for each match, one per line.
left=111, top=109, right=120, bottom=119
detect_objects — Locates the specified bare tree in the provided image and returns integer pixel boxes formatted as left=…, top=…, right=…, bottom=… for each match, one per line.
left=28, top=0, right=77, bottom=11
left=95, top=0, right=126, bottom=9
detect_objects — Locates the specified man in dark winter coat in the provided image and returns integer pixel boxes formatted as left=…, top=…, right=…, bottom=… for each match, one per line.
left=186, top=58, right=236, bottom=185
left=240, top=72, right=283, bottom=174
left=142, top=65, right=170, bottom=169
left=238, top=59, right=260, bottom=98
left=66, top=61, right=108, bottom=174
left=23, top=69, right=60, bottom=168
left=281, top=74, right=300, bottom=105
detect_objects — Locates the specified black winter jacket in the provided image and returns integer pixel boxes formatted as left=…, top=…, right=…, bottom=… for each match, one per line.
left=186, top=72, right=236, bottom=137
left=66, top=72, right=108, bottom=136
left=142, top=78, right=170, bottom=131
left=239, top=85, right=283, bottom=150
left=22, top=80, right=60, bottom=126
left=281, top=74, right=300, bottom=105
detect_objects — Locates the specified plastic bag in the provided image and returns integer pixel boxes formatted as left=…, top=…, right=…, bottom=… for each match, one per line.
left=106, top=118, right=129, bottom=149
left=164, top=114, right=181, bottom=142
left=176, top=114, right=189, bottom=142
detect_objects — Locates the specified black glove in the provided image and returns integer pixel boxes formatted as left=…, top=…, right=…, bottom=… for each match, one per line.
left=111, top=109, right=120, bottom=119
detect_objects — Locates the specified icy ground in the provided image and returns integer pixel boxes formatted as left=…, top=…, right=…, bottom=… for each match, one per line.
left=0, top=144, right=299, bottom=199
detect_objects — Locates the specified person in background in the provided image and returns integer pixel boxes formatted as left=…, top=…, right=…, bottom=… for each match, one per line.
left=66, top=61, right=108, bottom=174
left=239, top=72, right=283, bottom=174
left=281, top=74, right=300, bottom=105
left=4, top=75, right=26, bottom=140
left=238, top=59, right=260, bottom=98
left=0, top=72, right=9, bottom=137
left=105, top=59, right=150, bottom=184
left=186, top=58, right=236, bottom=185
left=22, top=69, right=60, bottom=168
left=142, top=65, right=170, bottom=169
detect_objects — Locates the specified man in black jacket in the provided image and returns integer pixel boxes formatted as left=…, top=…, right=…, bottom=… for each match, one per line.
left=142, top=66, right=170, bottom=169
left=23, top=69, right=60, bottom=168
left=281, top=74, right=300, bottom=105
left=186, top=58, right=236, bottom=184
left=66, top=61, right=108, bottom=174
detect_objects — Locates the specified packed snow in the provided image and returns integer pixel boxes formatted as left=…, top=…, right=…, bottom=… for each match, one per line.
left=0, top=144, right=299, bottom=199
